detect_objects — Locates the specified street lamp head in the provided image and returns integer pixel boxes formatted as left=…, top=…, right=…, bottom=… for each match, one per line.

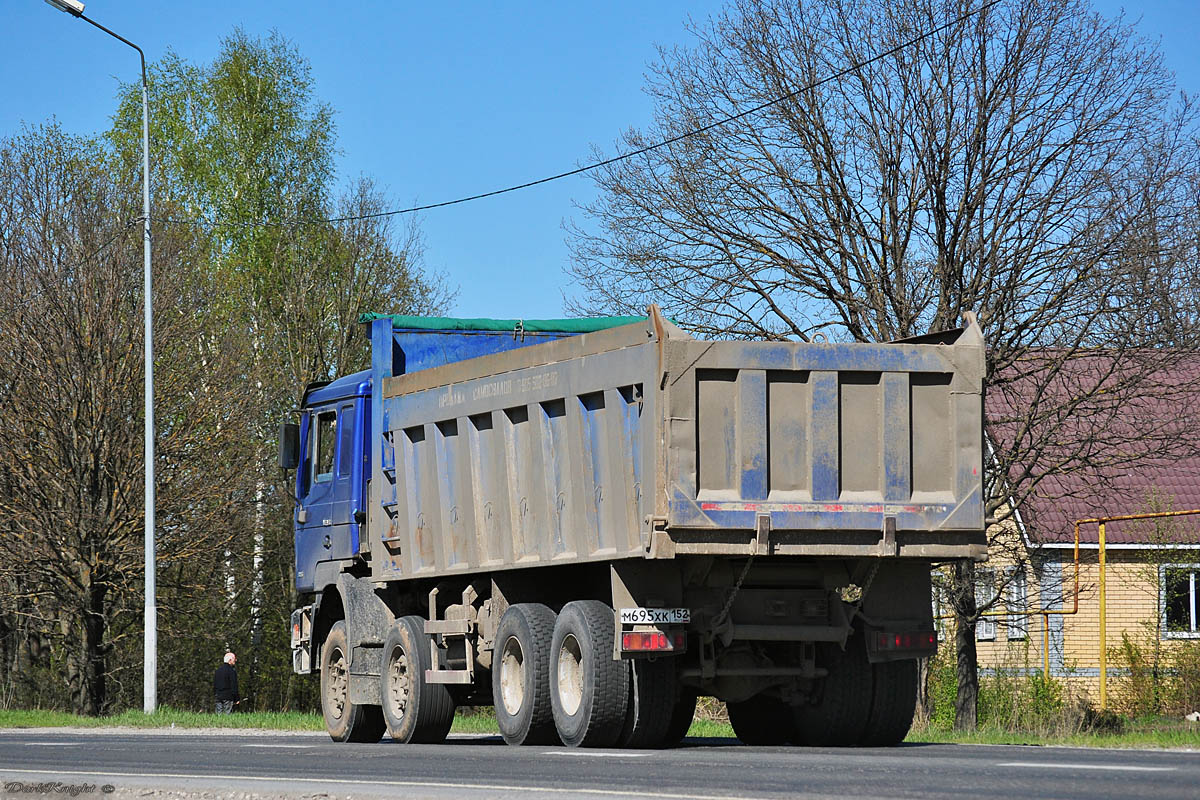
left=45, top=0, right=85, bottom=17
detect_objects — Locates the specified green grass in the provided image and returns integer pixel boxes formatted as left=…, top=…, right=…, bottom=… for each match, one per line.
left=0, top=707, right=324, bottom=731
left=0, top=706, right=737, bottom=739
left=907, top=718, right=1200, bottom=749
left=4, top=707, right=1193, bottom=748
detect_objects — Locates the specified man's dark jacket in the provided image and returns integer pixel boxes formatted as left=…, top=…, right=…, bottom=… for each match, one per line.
left=213, top=663, right=239, bottom=702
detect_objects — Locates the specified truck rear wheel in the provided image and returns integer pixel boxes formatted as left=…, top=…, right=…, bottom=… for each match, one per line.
left=320, top=620, right=385, bottom=743
left=860, top=658, right=918, bottom=746
left=550, top=600, right=629, bottom=747
left=728, top=694, right=795, bottom=745
left=380, top=615, right=455, bottom=743
left=493, top=603, right=559, bottom=746
left=790, top=634, right=873, bottom=747
left=662, top=691, right=697, bottom=747
left=618, top=657, right=678, bottom=748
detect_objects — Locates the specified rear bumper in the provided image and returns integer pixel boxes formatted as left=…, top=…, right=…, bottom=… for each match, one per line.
left=659, top=527, right=988, bottom=561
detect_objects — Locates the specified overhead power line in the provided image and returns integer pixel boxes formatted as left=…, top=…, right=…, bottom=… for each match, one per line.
left=159, top=0, right=1002, bottom=230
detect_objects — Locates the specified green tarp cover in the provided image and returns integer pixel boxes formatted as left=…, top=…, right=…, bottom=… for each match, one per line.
left=358, top=313, right=646, bottom=333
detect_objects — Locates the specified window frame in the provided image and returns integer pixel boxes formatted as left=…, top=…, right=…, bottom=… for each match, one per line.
left=337, top=402, right=356, bottom=479
left=975, top=568, right=997, bottom=642
left=312, top=410, right=337, bottom=485
left=1004, top=567, right=1028, bottom=640
left=1160, top=563, right=1200, bottom=639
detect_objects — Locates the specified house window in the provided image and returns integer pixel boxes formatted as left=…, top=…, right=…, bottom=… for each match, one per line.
left=931, top=572, right=949, bottom=642
left=975, top=569, right=996, bottom=641
left=1162, top=565, right=1199, bottom=638
left=1005, top=568, right=1028, bottom=640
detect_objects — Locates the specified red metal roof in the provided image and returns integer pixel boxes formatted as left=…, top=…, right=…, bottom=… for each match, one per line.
left=986, top=352, right=1200, bottom=546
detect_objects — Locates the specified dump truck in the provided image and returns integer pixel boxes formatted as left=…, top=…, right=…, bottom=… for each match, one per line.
left=280, top=307, right=985, bottom=747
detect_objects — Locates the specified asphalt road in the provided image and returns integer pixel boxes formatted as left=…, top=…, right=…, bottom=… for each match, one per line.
left=1, top=729, right=1198, bottom=800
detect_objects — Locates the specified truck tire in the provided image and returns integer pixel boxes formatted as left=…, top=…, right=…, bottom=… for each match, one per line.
left=320, top=620, right=385, bottom=743
left=493, top=603, right=559, bottom=746
left=550, top=600, right=629, bottom=748
left=380, top=616, right=456, bottom=743
left=662, top=691, right=697, bottom=747
left=618, top=657, right=678, bottom=748
left=860, top=658, right=918, bottom=746
left=728, top=694, right=795, bottom=745
left=791, top=634, right=873, bottom=747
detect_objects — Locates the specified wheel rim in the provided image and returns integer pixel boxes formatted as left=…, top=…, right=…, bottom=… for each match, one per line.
left=499, top=634, right=526, bottom=717
left=557, top=633, right=584, bottom=717
left=387, top=643, right=412, bottom=723
left=325, top=646, right=348, bottom=721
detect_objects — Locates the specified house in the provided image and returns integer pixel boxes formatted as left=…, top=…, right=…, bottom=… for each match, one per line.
left=961, top=354, right=1200, bottom=706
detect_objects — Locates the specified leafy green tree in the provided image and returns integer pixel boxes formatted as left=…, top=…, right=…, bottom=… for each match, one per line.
left=106, top=29, right=451, bottom=711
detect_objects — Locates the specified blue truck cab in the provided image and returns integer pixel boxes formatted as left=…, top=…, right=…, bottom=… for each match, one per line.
left=293, top=371, right=372, bottom=590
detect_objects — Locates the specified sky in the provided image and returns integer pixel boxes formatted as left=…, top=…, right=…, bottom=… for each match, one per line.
left=3, top=1, right=1198, bottom=320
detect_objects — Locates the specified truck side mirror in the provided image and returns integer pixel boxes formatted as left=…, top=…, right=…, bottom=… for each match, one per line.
left=279, top=422, right=300, bottom=470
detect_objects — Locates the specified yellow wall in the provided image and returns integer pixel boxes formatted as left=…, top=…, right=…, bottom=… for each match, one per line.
left=971, top=544, right=1199, bottom=703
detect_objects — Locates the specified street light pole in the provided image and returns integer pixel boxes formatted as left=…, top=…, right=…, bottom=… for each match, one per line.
left=45, top=0, right=156, bottom=714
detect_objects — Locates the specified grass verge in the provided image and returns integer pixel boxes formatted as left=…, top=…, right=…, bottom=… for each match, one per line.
left=3, top=708, right=1193, bottom=748
left=0, top=708, right=324, bottom=731
left=908, top=718, right=1200, bottom=749
left=0, top=706, right=736, bottom=739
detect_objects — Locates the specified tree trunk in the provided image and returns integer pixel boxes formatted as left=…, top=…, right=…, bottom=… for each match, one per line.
left=915, top=657, right=933, bottom=725
left=80, top=582, right=108, bottom=716
left=953, top=559, right=978, bottom=731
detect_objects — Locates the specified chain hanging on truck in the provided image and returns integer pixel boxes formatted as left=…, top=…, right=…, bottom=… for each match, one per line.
left=709, top=552, right=757, bottom=646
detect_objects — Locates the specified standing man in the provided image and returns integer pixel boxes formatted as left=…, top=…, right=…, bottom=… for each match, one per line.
left=214, top=652, right=239, bottom=714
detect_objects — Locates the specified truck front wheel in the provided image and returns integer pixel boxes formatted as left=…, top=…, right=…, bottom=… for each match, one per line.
left=320, top=620, right=385, bottom=743
left=493, top=603, right=559, bottom=746
left=550, top=600, right=629, bottom=747
left=380, top=616, right=456, bottom=743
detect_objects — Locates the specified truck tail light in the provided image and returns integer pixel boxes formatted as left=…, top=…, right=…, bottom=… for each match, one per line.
left=871, top=630, right=936, bottom=653
left=621, top=631, right=687, bottom=653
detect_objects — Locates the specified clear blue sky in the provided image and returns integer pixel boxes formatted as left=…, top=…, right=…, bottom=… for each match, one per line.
left=4, top=1, right=1197, bottom=319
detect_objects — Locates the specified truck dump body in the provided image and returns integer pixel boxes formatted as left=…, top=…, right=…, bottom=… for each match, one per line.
left=368, top=311, right=985, bottom=581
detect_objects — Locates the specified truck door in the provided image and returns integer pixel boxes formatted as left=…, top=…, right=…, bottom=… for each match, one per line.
left=328, top=402, right=357, bottom=553
left=298, top=407, right=339, bottom=561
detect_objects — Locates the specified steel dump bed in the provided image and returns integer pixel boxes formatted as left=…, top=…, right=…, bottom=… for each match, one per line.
left=367, top=311, right=985, bottom=580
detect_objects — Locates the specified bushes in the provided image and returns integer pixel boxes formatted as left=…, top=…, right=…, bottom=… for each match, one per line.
left=1111, top=631, right=1200, bottom=717
left=979, top=669, right=1064, bottom=732
left=1111, top=632, right=1166, bottom=716
left=916, top=649, right=1120, bottom=735
left=1170, top=641, right=1200, bottom=715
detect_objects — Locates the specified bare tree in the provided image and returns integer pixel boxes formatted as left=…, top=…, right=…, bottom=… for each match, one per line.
left=568, top=0, right=1200, bottom=727
left=0, top=124, right=257, bottom=714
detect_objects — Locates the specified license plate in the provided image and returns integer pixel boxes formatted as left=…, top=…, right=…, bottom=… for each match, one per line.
left=620, top=607, right=691, bottom=625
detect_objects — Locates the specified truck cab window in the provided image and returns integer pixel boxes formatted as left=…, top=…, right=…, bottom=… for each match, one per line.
left=338, top=404, right=356, bottom=478
left=314, top=411, right=337, bottom=484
